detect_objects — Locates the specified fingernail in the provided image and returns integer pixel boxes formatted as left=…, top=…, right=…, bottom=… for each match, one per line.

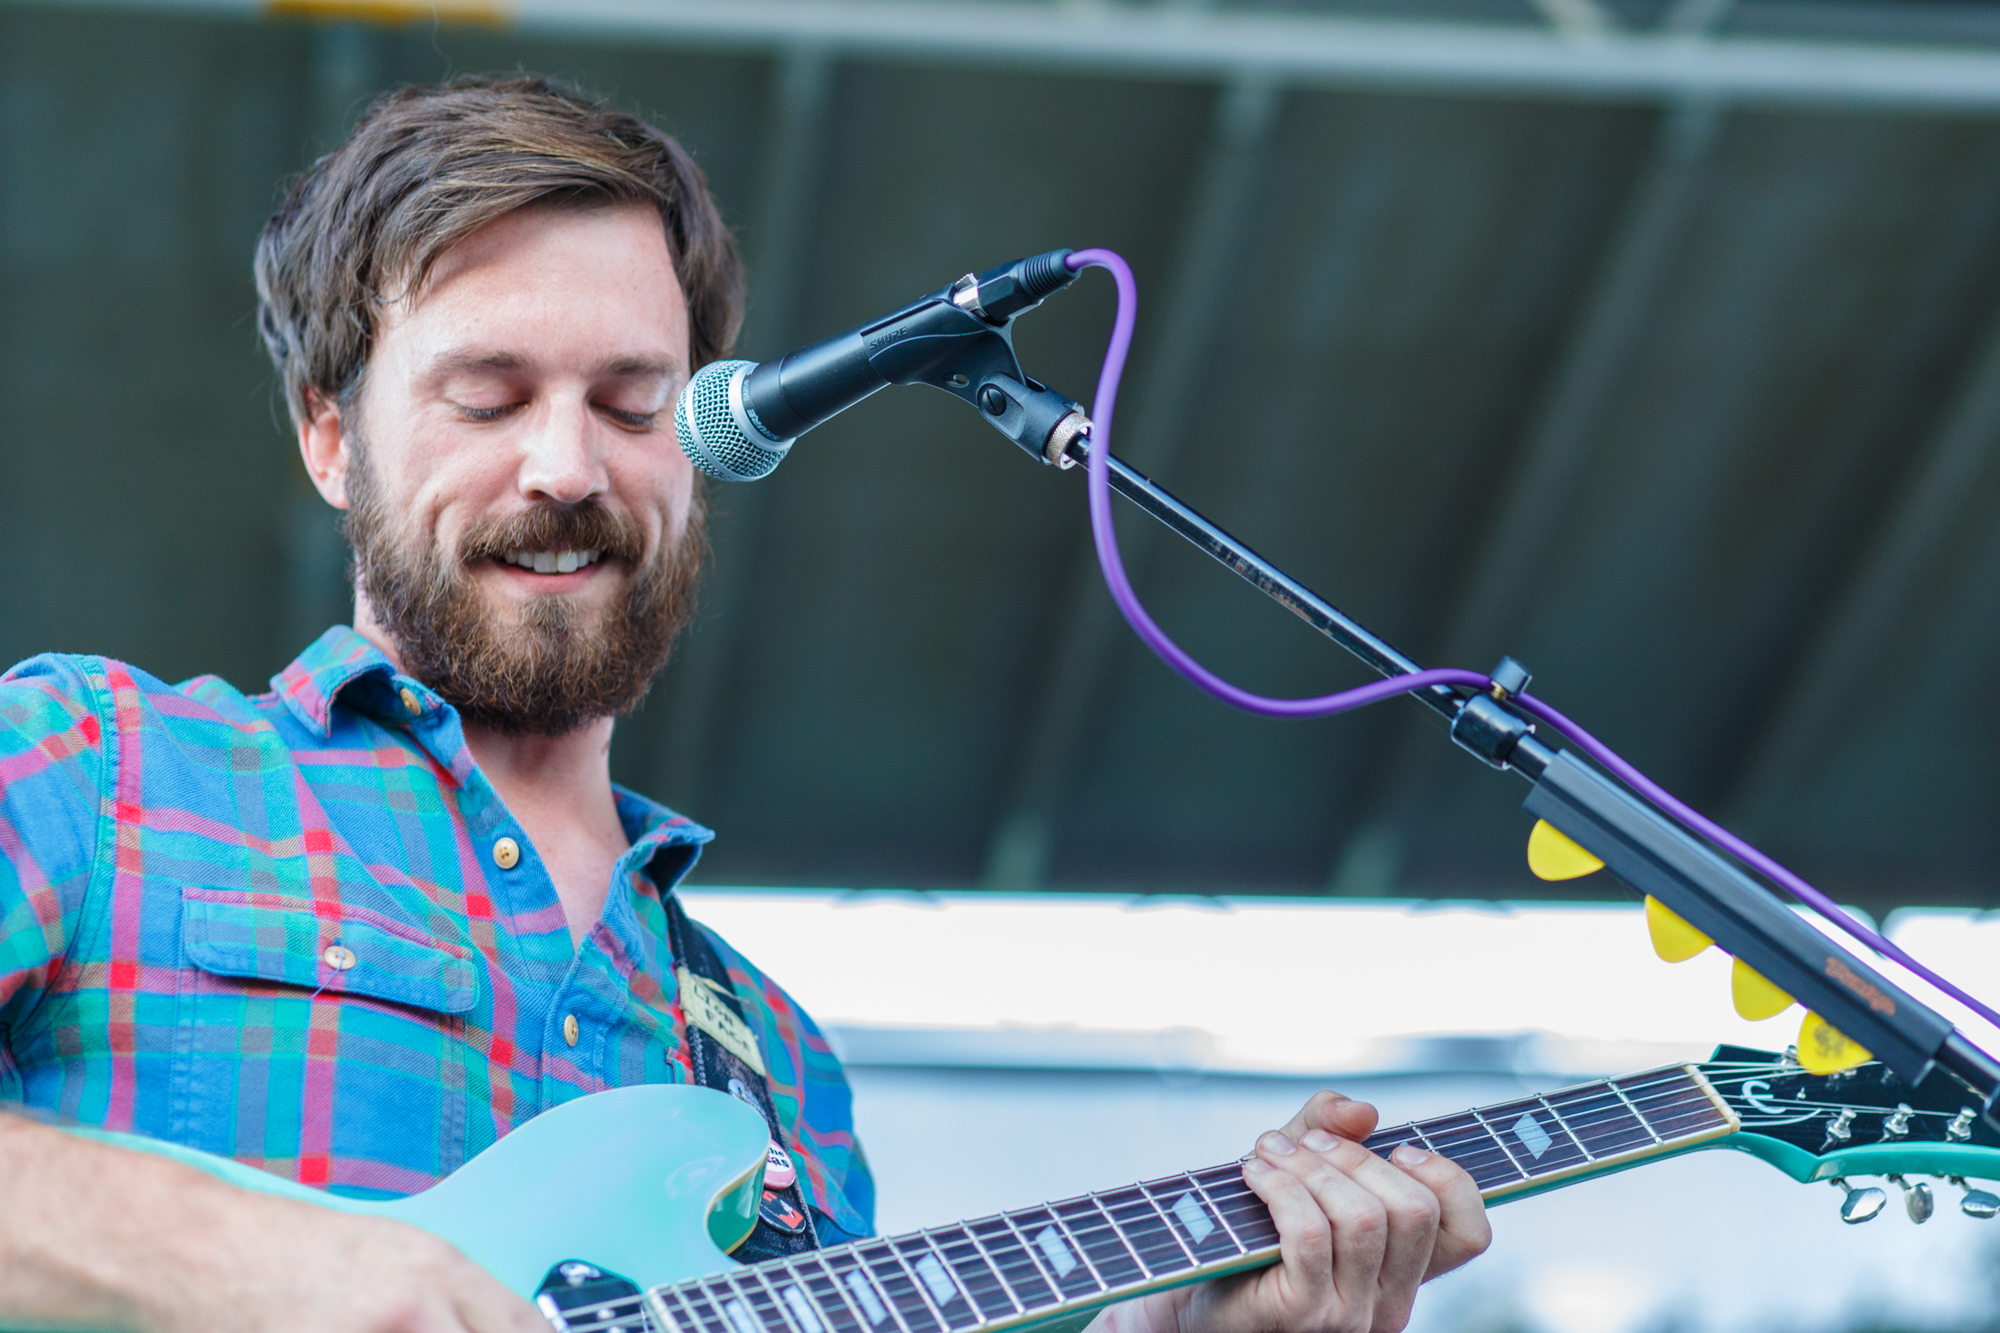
left=1391, top=1144, right=1431, bottom=1167
left=1244, top=1157, right=1274, bottom=1175
left=1301, top=1129, right=1339, bottom=1152
left=1258, top=1131, right=1297, bottom=1155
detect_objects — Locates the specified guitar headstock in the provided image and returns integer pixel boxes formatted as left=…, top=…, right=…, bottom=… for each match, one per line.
left=1699, top=1044, right=2000, bottom=1223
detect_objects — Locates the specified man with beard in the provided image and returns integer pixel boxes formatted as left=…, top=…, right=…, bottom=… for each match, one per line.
left=0, top=78, right=1486, bottom=1333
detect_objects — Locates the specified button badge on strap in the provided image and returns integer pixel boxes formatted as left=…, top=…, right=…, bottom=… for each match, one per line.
left=764, top=1140, right=797, bottom=1190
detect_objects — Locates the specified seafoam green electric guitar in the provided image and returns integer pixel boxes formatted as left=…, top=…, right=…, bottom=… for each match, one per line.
left=59, top=1046, right=2000, bottom=1333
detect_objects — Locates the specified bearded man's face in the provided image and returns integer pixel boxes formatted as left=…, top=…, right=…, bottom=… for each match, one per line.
left=303, top=202, right=705, bottom=735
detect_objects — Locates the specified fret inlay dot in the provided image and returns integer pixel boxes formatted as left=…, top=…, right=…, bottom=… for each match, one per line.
left=1172, top=1192, right=1216, bottom=1242
left=914, top=1254, right=960, bottom=1308
left=1512, top=1113, right=1554, bottom=1160
left=1034, top=1225, right=1079, bottom=1279
left=846, top=1272, right=891, bottom=1327
left=782, top=1285, right=824, bottom=1333
left=724, top=1299, right=759, bottom=1333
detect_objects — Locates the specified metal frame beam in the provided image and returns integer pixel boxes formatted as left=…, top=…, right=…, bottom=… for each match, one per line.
left=22, top=0, right=2000, bottom=112
left=1327, top=91, right=1727, bottom=893
left=648, top=46, right=837, bottom=809
left=1723, top=295, right=2000, bottom=824
left=982, top=75, right=1284, bottom=890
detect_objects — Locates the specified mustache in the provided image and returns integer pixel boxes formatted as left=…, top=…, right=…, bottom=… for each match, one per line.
left=455, top=502, right=648, bottom=567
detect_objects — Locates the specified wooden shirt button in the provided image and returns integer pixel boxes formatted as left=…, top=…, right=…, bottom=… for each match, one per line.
left=563, top=1014, right=580, bottom=1047
left=493, top=837, right=520, bottom=870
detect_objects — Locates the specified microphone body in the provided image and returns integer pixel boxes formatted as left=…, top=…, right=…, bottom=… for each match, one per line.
left=676, top=250, right=1086, bottom=482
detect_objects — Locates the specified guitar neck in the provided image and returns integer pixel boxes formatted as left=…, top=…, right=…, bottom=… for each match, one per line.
left=603, top=1064, right=1738, bottom=1333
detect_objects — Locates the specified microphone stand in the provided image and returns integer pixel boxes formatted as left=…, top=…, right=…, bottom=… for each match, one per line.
left=1069, top=437, right=2000, bottom=1129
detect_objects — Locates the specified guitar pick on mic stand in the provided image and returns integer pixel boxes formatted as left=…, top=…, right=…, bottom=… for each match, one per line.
left=675, top=248, right=2000, bottom=1137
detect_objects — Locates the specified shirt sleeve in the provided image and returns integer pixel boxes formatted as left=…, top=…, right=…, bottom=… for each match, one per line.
left=704, top=924, right=877, bottom=1239
left=0, top=655, right=109, bottom=1037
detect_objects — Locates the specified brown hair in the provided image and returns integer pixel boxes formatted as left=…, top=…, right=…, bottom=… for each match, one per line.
left=255, top=75, right=743, bottom=426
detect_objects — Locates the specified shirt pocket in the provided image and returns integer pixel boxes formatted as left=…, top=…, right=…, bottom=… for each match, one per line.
left=173, top=887, right=479, bottom=1192
left=181, top=887, right=478, bottom=1014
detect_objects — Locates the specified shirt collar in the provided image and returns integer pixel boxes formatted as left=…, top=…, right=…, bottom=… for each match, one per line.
left=272, top=625, right=406, bottom=738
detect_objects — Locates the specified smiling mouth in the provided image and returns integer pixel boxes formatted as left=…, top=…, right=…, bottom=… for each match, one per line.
left=498, top=548, right=605, bottom=575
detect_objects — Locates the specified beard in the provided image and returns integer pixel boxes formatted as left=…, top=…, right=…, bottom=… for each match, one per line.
left=342, top=448, right=706, bottom=737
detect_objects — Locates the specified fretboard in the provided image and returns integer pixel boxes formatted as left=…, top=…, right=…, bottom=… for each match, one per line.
left=547, top=1064, right=1737, bottom=1333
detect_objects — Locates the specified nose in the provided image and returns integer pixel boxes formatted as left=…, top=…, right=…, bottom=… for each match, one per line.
left=516, top=393, right=609, bottom=504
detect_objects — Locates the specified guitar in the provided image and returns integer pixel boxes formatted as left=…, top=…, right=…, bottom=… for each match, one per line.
left=52, top=1045, right=2000, bottom=1333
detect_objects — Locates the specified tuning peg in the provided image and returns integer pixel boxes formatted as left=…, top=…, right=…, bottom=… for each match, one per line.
left=1832, top=1177, right=1887, bottom=1223
left=1949, top=1176, right=2000, bottom=1219
left=1886, top=1174, right=1934, bottom=1223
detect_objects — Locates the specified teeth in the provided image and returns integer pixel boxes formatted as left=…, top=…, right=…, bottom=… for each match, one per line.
left=501, top=549, right=602, bottom=573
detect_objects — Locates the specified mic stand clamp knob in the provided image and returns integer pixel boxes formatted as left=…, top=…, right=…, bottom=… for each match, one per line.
left=1450, top=693, right=1533, bottom=769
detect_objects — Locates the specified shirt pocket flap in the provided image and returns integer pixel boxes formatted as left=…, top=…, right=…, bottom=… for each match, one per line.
left=181, top=888, right=478, bottom=1015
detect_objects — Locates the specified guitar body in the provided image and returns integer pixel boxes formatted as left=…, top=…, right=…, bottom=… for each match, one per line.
left=70, top=1084, right=771, bottom=1298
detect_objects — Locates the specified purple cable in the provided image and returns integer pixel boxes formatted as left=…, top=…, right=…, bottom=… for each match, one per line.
left=1063, top=247, right=2000, bottom=1036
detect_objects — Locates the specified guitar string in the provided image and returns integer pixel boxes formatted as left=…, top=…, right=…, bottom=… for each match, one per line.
left=572, top=1064, right=1961, bottom=1333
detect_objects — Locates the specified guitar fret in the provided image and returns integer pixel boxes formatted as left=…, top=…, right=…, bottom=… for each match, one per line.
left=664, top=1286, right=728, bottom=1333
left=859, top=1241, right=945, bottom=1333
left=720, top=1275, right=779, bottom=1333
left=773, top=1273, right=834, bottom=1333
left=1186, top=1174, right=1258, bottom=1253
left=1100, top=1185, right=1193, bottom=1277
left=733, top=1271, right=796, bottom=1333
left=1191, top=1182, right=1278, bottom=1249
left=1007, top=1206, right=1108, bottom=1299
left=970, top=1216, right=1057, bottom=1310
left=1543, top=1083, right=1653, bottom=1158
left=825, top=1248, right=916, bottom=1333
left=1407, top=1114, right=1524, bottom=1188
left=1604, top=1081, right=1666, bottom=1144
left=1054, top=1196, right=1147, bottom=1286
left=794, top=1259, right=868, bottom=1333
left=1538, top=1093, right=1595, bottom=1161
left=698, top=1279, right=757, bottom=1333
left=891, top=1235, right=979, bottom=1330
left=952, top=1225, right=1025, bottom=1319
left=661, top=1288, right=719, bottom=1333
left=1139, top=1172, right=1247, bottom=1263
left=1477, top=1098, right=1588, bottom=1176
left=821, top=1248, right=904, bottom=1333
left=656, top=1061, right=1752, bottom=1333
left=1467, top=1108, right=1531, bottom=1176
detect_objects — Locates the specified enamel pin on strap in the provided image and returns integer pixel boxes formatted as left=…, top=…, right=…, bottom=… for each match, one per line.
left=675, top=966, right=769, bottom=1076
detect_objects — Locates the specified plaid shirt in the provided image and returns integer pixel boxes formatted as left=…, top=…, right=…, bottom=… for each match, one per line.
left=0, top=626, right=873, bottom=1237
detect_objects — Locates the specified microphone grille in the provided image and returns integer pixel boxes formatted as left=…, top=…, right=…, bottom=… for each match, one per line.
left=675, top=360, right=794, bottom=482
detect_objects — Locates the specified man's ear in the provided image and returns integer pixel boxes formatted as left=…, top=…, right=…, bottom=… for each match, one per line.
left=298, top=389, right=352, bottom=509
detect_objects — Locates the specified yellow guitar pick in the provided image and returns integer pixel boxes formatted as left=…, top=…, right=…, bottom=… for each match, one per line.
left=1645, top=895, right=1712, bottom=962
left=1527, top=820, right=1605, bottom=881
left=1798, top=1011, right=1871, bottom=1074
left=1731, top=959, right=1793, bottom=1020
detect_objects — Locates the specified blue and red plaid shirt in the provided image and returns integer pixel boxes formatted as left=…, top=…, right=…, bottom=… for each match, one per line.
left=0, top=626, right=873, bottom=1236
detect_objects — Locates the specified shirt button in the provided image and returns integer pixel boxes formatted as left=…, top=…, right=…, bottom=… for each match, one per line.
left=563, top=1014, right=580, bottom=1047
left=493, top=837, right=520, bottom=870
left=322, top=944, right=356, bottom=971
left=398, top=687, right=422, bottom=716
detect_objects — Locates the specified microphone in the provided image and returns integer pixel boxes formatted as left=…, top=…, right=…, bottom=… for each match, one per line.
left=675, top=249, right=1090, bottom=481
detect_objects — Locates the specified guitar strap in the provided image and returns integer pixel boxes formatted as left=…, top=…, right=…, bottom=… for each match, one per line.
left=661, top=891, right=822, bottom=1261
